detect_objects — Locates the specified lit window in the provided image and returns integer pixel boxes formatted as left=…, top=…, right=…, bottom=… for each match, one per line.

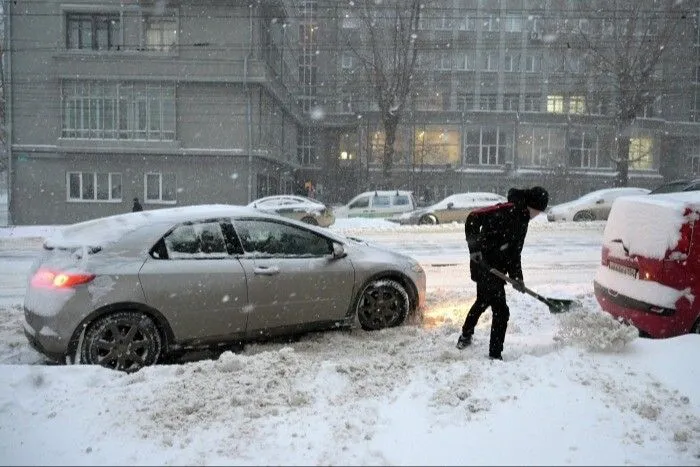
left=629, top=137, right=654, bottom=170
left=547, top=95, right=564, bottom=113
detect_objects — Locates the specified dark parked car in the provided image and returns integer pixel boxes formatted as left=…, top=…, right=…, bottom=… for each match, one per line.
left=649, top=178, right=700, bottom=194
left=24, top=205, right=426, bottom=372
left=594, top=192, right=700, bottom=337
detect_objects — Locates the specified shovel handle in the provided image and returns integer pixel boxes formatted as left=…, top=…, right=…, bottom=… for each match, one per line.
left=485, top=267, right=548, bottom=302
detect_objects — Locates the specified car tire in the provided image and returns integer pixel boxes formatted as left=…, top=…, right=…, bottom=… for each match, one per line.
left=573, top=211, right=595, bottom=222
left=355, top=279, right=410, bottom=331
left=80, top=311, right=162, bottom=373
left=301, top=216, right=318, bottom=226
left=418, top=214, right=438, bottom=225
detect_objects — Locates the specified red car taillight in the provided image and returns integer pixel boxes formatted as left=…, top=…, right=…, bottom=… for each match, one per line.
left=675, top=218, right=693, bottom=256
left=30, top=268, right=96, bottom=289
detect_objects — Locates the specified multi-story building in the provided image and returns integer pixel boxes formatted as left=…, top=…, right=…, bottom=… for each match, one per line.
left=5, top=0, right=700, bottom=224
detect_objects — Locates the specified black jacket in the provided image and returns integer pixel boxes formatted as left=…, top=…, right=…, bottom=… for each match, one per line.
left=465, top=188, right=532, bottom=283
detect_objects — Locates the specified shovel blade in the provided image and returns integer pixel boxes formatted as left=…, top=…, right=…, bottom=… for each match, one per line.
left=545, top=298, right=578, bottom=313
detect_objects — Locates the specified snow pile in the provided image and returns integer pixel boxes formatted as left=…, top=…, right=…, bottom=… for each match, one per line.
left=553, top=308, right=639, bottom=352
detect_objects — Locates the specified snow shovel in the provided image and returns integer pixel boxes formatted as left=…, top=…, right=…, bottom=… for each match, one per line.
left=479, top=261, right=577, bottom=313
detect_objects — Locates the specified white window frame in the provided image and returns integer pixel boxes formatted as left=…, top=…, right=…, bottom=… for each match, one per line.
left=483, top=14, right=500, bottom=32
left=341, top=52, right=353, bottom=69
left=67, top=171, right=122, bottom=202
left=525, top=55, right=538, bottom=73
left=483, top=52, right=498, bottom=71
left=438, top=52, right=451, bottom=70
left=459, top=14, right=476, bottom=31
left=144, top=172, right=177, bottom=204
left=504, top=54, right=517, bottom=72
left=504, top=14, right=522, bottom=33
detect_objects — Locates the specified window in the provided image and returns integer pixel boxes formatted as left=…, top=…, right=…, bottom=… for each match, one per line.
left=298, top=129, right=317, bottom=165
left=569, top=131, right=599, bottom=168
left=464, top=126, right=511, bottom=166
left=67, top=171, right=122, bottom=202
left=523, top=94, right=541, bottom=112
left=504, top=14, right=522, bottom=33
left=547, top=95, right=565, bottom=113
left=66, top=13, right=121, bottom=51
left=143, top=15, right=177, bottom=51
left=234, top=220, right=331, bottom=256
left=436, top=13, right=453, bottom=30
left=517, top=126, right=566, bottom=167
left=163, top=222, right=229, bottom=259
left=372, top=195, right=391, bottom=207
left=62, top=81, right=175, bottom=140
left=341, top=52, right=353, bottom=69
left=349, top=196, right=370, bottom=209
left=437, top=52, right=452, bottom=70
left=414, top=126, right=460, bottom=166
left=479, top=94, right=497, bottom=111
left=459, top=14, right=476, bottom=31
left=145, top=172, right=177, bottom=203
left=629, top=136, right=654, bottom=170
left=483, top=52, right=498, bottom=71
left=504, top=54, right=518, bottom=72
left=524, top=55, right=538, bottom=73
left=455, top=52, right=475, bottom=71
left=458, top=93, right=475, bottom=111
left=503, top=94, right=519, bottom=111
left=569, top=96, right=586, bottom=114
left=483, top=14, right=500, bottom=32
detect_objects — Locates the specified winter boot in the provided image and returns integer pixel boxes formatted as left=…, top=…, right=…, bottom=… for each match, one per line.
left=456, top=334, right=472, bottom=350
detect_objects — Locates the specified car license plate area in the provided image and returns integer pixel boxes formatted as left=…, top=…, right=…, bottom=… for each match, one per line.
left=607, top=261, right=638, bottom=279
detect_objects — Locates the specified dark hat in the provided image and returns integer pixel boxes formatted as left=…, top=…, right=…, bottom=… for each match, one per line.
left=525, top=186, right=549, bottom=211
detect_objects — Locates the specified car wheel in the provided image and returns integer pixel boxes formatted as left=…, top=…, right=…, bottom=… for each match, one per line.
left=418, top=214, right=438, bottom=225
left=356, top=279, right=410, bottom=331
left=81, top=311, right=162, bottom=373
left=573, top=211, right=595, bottom=222
left=301, top=216, right=318, bottom=226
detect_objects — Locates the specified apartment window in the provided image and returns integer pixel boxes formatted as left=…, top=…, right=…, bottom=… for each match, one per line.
left=483, top=14, right=500, bottom=32
left=341, top=53, right=354, bottom=69
left=479, top=94, right=497, bottom=111
left=464, top=126, right=510, bottom=166
left=67, top=172, right=122, bottom=201
left=517, top=126, right=565, bottom=167
left=414, top=126, right=460, bottom=166
left=547, top=95, right=565, bottom=113
left=578, top=19, right=590, bottom=33
left=503, top=94, right=519, bottom=111
left=524, top=55, right=538, bottom=73
left=483, top=52, right=498, bottom=71
left=438, top=52, right=452, bottom=70
left=455, top=52, right=475, bottom=71
left=569, top=96, right=586, bottom=114
left=459, top=14, right=476, bottom=31
left=629, top=136, right=654, bottom=170
left=62, top=81, right=175, bottom=140
left=504, top=54, right=518, bottom=72
left=436, top=13, right=453, bottom=30
left=297, top=129, right=318, bottom=165
left=458, top=93, right=476, bottom=111
left=145, top=173, right=177, bottom=203
left=66, top=13, right=121, bottom=50
left=569, top=131, right=599, bottom=168
left=143, top=15, right=177, bottom=51
left=504, top=15, right=522, bottom=33
left=523, top=94, right=541, bottom=112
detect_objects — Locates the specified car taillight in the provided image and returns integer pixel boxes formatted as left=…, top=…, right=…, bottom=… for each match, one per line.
left=30, top=268, right=96, bottom=289
left=675, top=221, right=692, bottom=256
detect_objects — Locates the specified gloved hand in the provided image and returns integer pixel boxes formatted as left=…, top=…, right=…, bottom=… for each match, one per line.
left=469, top=251, right=483, bottom=263
left=512, top=279, right=526, bottom=293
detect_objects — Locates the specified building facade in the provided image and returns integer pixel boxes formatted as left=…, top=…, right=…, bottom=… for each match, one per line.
left=5, top=0, right=700, bottom=224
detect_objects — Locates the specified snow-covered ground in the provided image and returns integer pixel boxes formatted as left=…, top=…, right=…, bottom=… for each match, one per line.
left=0, top=217, right=698, bottom=466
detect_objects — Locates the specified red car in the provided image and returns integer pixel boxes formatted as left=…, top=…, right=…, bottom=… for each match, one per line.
left=594, top=192, right=700, bottom=337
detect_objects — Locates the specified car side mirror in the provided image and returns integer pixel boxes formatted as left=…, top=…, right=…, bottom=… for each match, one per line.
left=332, top=242, right=347, bottom=259
left=595, top=199, right=604, bottom=204
left=447, top=202, right=454, bottom=209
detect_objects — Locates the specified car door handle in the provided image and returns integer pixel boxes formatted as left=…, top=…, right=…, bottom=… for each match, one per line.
left=254, top=266, right=280, bottom=275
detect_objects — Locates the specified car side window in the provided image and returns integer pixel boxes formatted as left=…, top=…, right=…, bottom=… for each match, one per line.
left=349, top=196, right=370, bottom=209
left=373, top=195, right=391, bottom=207
left=233, top=219, right=332, bottom=256
left=163, top=221, right=229, bottom=259
left=394, top=195, right=410, bottom=206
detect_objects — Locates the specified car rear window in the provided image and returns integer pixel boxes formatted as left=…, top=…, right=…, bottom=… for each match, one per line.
left=604, top=193, right=699, bottom=259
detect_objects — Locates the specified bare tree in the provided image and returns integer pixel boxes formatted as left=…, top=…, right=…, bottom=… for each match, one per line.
left=343, top=0, right=422, bottom=183
left=574, top=0, right=689, bottom=187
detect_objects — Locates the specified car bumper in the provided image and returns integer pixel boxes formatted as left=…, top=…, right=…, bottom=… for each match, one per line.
left=23, top=302, right=76, bottom=359
left=24, top=319, right=67, bottom=362
left=593, top=281, right=693, bottom=338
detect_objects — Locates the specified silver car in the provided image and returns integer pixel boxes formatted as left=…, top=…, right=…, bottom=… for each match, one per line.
left=23, top=205, right=426, bottom=372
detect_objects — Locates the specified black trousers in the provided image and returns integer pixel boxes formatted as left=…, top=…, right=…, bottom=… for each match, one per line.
left=461, top=277, right=510, bottom=357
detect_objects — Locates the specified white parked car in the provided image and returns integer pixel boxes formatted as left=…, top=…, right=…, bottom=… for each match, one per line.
left=547, top=187, right=651, bottom=222
left=334, top=190, right=417, bottom=218
left=388, top=192, right=507, bottom=225
left=247, top=195, right=335, bottom=227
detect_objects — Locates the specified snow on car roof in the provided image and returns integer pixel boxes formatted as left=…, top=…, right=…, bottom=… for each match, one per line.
left=44, top=204, right=261, bottom=249
left=603, top=192, right=700, bottom=259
